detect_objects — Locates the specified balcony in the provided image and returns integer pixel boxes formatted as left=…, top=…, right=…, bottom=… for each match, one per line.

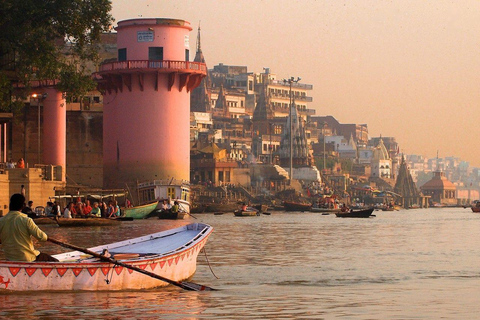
left=98, top=60, right=207, bottom=75
left=96, top=60, right=207, bottom=93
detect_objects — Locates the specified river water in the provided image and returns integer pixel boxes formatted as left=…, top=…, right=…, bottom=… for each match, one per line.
left=1, top=207, right=480, bottom=319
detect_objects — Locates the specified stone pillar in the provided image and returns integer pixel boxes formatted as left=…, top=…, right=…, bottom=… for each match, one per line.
left=42, top=88, right=66, bottom=169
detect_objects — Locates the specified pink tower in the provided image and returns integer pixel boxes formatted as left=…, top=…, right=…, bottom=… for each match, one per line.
left=97, top=18, right=206, bottom=189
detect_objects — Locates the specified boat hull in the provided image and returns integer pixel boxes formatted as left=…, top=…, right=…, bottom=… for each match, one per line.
left=335, top=208, right=375, bottom=218
left=283, top=201, right=312, bottom=212
left=123, top=201, right=159, bottom=219
left=234, top=210, right=259, bottom=217
left=0, top=223, right=213, bottom=291
left=56, top=218, right=122, bottom=227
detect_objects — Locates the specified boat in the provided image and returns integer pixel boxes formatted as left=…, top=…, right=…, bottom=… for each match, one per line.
left=32, top=217, right=58, bottom=225
left=137, top=179, right=191, bottom=213
left=234, top=208, right=260, bottom=217
left=335, top=207, right=375, bottom=218
left=0, top=223, right=213, bottom=291
left=283, top=201, right=312, bottom=212
left=155, top=209, right=187, bottom=220
left=123, top=201, right=159, bottom=219
left=55, top=217, right=126, bottom=227
left=472, top=206, right=480, bottom=213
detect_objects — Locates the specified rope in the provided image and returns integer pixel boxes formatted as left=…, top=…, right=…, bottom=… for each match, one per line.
left=202, top=247, right=219, bottom=279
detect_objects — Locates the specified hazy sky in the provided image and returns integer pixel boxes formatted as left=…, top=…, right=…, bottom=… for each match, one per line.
left=111, top=0, right=480, bottom=166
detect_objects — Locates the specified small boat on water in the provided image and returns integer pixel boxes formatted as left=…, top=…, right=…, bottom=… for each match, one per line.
left=234, top=209, right=260, bottom=217
left=0, top=223, right=213, bottom=291
left=335, top=207, right=375, bottom=218
left=283, top=201, right=312, bottom=212
left=56, top=217, right=128, bottom=227
left=123, top=201, right=159, bottom=219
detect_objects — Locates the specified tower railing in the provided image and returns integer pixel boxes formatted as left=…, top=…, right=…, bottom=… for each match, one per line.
left=99, top=60, right=207, bottom=73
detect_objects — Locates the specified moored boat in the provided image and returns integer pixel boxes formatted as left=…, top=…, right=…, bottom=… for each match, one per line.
left=335, top=207, right=375, bottom=218
left=283, top=201, right=312, bottom=212
left=123, top=201, right=159, bottom=219
left=0, top=223, right=213, bottom=291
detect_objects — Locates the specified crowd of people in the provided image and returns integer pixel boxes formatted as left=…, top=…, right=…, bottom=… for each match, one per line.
left=20, top=198, right=123, bottom=219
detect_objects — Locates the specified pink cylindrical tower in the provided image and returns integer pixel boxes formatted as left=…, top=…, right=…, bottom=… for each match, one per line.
left=97, top=18, right=206, bottom=189
left=42, top=87, right=66, bottom=168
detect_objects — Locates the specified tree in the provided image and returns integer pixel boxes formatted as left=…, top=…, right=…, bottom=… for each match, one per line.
left=0, top=0, right=114, bottom=111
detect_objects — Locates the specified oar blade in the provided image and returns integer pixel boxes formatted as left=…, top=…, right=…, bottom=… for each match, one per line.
left=180, top=281, right=216, bottom=291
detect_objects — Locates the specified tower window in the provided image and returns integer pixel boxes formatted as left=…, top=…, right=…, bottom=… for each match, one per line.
left=149, top=47, right=163, bottom=60
left=118, top=48, right=127, bottom=61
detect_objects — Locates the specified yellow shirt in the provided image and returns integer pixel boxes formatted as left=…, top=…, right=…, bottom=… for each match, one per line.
left=0, top=211, right=48, bottom=261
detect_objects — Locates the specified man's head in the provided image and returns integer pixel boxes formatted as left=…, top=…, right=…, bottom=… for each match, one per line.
left=10, top=194, right=25, bottom=211
left=28, top=201, right=33, bottom=207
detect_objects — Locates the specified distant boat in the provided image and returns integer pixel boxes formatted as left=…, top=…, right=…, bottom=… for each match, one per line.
left=472, top=206, right=480, bottom=213
left=283, top=201, right=312, bottom=212
left=123, top=201, right=159, bottom=219
left=234, top=208, right=259, bottom=217
left=335, top=207, right=375, bottom=218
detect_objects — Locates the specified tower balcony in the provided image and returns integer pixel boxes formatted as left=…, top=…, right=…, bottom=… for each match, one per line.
left=95, top=60, right=207, bottom=93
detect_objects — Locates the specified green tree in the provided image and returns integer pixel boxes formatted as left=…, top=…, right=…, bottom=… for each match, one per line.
left=0, top=0, right=113, bottom=111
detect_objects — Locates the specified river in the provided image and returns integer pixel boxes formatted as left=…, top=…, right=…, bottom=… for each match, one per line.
left=1, top=207, right=479, bottom=319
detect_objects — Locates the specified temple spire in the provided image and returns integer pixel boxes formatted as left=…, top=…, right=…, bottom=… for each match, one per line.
left=196, top=22, right=202, bottom=52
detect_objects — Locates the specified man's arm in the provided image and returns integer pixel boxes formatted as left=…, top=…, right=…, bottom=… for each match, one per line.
left=26, top=218, right=48, bottom=241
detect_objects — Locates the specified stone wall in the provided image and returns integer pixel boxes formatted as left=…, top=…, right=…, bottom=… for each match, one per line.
left=10, top=107, right=103, bottom=189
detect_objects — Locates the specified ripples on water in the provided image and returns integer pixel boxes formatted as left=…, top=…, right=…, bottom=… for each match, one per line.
left=1, top=208, right=480, bottom=319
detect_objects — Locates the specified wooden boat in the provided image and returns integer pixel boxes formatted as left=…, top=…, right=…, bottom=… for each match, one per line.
left=335, top=207, right=375, bottom=218
left=123, top=201, right=159, bottom=219
left=0, top=223, right=213, bottom=291
left=234, top=209, right=259, bottom=217
left=56, top=217, right=125, bottom=227
left=32, top=217, right=58, bottom=225
left=156, top=209, right=186, bottom=220
left=283, top=201, right=312, bottom=212
left=471, top=206, right=480, bottom=213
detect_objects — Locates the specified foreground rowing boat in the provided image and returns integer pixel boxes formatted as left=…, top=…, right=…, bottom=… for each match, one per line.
left=0, top=223, right=213, bottom=291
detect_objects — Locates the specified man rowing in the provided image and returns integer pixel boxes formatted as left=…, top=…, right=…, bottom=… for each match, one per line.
left=0, top=193, right=58, bottom=262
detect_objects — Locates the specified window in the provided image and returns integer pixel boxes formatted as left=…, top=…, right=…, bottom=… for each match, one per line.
left=118, top=48, right=127, bottom=61
left=149, top=47, right=163, bottom=60
left=185, top=49, right=189, bottom=61
left=167, top=187, right=176, bottom=199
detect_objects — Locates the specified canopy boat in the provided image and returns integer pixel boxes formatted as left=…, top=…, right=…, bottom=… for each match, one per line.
left=123, top=201, right=159, bottom=219
left=283, top=201, right=312, bottom=212
left=55, top=217, right=129, bottom=227
left=0, top=223, right=213, bottom=291
left=335, top=207, right=375, bottom=218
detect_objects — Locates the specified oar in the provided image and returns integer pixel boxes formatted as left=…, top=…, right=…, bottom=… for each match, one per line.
left=47, top=237, right=215, bottom=291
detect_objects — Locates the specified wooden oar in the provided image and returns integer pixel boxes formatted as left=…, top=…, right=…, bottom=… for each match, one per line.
left=47, top=237, right=215, bottom=291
